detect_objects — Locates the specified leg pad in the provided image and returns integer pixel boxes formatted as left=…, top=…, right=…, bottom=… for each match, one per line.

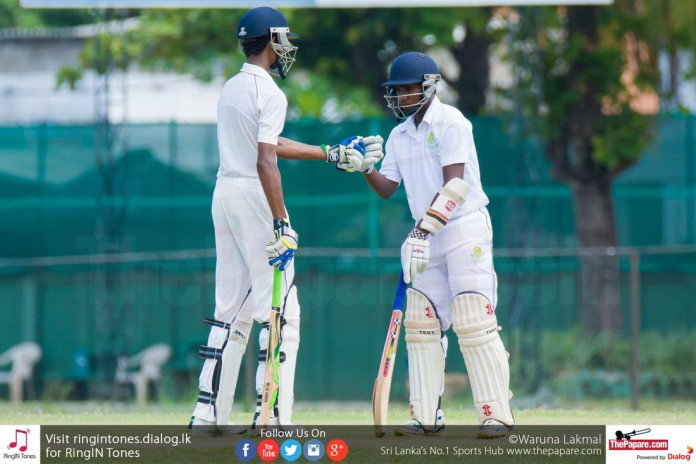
left=452, top=292, right=513, bottom=426
left=404, top=288, right=445, bottom=429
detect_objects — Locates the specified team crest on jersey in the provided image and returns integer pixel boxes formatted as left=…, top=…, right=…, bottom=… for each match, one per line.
left=471, top=246, right=485, bottom=263
left=425, top=131, right=439, bottom=149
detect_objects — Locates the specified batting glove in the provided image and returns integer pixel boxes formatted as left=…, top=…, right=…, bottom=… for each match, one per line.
left=322, top=136, right=365, bottom=172
left=400, top=228, right=429, bottom=285
left=265, top=218, right=299, bottom=271
left=358, top=135, right=384, bottom=174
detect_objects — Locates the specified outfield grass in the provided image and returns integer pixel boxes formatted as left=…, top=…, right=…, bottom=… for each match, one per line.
left=2, top=399, right=695, bottom=425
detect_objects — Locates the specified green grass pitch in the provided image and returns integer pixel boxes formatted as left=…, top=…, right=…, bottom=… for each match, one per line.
left=3, top=399, right=695, bottom=425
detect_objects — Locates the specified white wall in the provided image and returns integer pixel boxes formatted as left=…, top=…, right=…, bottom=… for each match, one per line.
left=0, top=36, right=223, bottom=125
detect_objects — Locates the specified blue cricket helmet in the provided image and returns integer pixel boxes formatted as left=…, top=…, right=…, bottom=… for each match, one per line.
left=237, top=6, right=298, bottom=40
left=382, top=52, right=441, bottom=120
left=237, top=6, right=298, bottom=79
left=382, top=52, right=439, bottom=87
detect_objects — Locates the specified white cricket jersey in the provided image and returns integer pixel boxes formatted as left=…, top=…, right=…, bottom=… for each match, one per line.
left=380, top=96, right=489, bottom=222
left=216, top=63, right=288, bottom=179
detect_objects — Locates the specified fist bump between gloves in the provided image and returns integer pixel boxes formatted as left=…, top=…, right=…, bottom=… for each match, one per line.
left=323, top=135, right=384, bottom=173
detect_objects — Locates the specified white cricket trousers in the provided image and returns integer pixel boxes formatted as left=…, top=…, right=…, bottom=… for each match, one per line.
left=212, top=176, right=295, bottom=324
left=412, top=207, right=497, bottom=332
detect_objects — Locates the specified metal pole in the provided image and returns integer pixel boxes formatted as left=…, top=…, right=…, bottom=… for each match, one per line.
left=630, top=251, right=641, bottom=410
left=686, top=114, right=695, bottom=242
left=367, top=117, right=381, bottom=261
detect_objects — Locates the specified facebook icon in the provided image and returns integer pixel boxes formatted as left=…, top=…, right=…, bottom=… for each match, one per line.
left=235, top=439, right=256, bottom=462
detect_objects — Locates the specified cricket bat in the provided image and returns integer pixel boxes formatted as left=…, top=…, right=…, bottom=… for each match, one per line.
left=372, top=272, right=408, bottom=437
left=259, top=267, right=283, bottom=426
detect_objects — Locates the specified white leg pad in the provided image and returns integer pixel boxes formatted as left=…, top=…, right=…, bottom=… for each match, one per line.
left=255, top=285, right=301, bottom=426
left=404, top=288, right=445, bottom=429
left=278, top=285, right=300, bottom=424
left=452, top=292, right=514, bottom=426
left=192, top=317, right=252, bottom=425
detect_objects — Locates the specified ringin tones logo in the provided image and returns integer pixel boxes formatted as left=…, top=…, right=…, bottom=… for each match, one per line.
left=2, top=426, right=39, bottom=462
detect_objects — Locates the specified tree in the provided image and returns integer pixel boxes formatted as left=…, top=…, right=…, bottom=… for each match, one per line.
left=644, top=0, right=696, bottom=111
left=75, top=8, right=499, bottom=118
left=446, top=9, right=496, bottom=116
left=524, top=1, right=658, bottom=333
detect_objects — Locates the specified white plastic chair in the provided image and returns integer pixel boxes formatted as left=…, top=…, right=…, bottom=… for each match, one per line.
left=115, top=344, right=172, bottom=404
left=0, top=342, right=42, bottom=402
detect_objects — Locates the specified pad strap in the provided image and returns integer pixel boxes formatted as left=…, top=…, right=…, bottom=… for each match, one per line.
left=418, top=178, right=471, bottom=235
left=199, top=345, right=224, bottom=360
left=204, top=318, right=231, bottom=329
left=197, top=390, right=217, bottom=405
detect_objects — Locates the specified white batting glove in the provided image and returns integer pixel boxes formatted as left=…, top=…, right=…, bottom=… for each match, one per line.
left=360, top=135, right=384, bottom=173
left=345, top=146, right=366, bottom=171
left=401, top=228, right=429, bottom=285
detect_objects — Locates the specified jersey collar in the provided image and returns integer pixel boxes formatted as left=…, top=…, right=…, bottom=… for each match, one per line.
left=421, top=95, right=442, bottom=126
left=397, top=95, right=442, bottom=136
left=241, top=62, right=273, bottom=81
left=397, top=95, right=442, bottom=134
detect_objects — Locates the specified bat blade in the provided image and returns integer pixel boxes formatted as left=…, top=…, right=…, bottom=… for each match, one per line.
left=373, top=308, right=403, bottom=437
left=372, top=273, right=407, bottom=437
left=259, top=268, right=282, bottom=426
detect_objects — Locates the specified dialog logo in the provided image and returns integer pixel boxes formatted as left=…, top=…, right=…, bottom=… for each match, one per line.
left=235, top=439, right=256, bottom=462
left=280, top=439, right=301, bottom=461
left=667, top=446, right=694, bottom=461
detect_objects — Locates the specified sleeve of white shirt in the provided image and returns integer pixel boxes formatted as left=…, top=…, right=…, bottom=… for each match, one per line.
left=258, top=92, right=287, bottom=145
left=378, top=136, right=402, bottom=184
left=438, top=116, right=473, bottom=167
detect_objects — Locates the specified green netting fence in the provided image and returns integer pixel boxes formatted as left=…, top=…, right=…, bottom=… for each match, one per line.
left=1, top=115, right=696, bottom=402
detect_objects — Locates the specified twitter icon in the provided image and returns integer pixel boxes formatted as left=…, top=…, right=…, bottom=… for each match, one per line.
left=280, top=439, right=302, bottom=462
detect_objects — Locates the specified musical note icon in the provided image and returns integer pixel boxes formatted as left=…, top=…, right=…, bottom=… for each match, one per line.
left=8, top=428, right=29, bottom=452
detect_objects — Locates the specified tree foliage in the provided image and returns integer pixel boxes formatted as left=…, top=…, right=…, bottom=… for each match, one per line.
left=536, top=2, right=659, bottom=183
left=0, top=0, right=90, bottom=28
left=115, top=8, right=498, bottom=118
left=503, top=1, right=661, bottom=333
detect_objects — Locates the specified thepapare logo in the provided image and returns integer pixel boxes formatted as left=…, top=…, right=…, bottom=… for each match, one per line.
left=609, top=439, right=668, bottom=450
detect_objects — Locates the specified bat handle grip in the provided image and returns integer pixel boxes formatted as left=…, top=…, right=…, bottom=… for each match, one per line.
left=272, top=268, right=282, bottom=308
left=392, top=271, right=407, bottom=310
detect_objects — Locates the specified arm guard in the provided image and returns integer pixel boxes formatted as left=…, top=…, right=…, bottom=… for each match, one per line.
left=418, top=178, right=471, bottom=235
